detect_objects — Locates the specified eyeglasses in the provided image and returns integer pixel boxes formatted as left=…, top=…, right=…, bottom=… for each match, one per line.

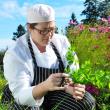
left=34, top=27, right=55, bottom=35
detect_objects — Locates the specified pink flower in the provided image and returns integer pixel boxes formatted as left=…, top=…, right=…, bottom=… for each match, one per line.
left=86, top=84, right=100, bottom=96
left=101, top=18, right=108, bottom=22
left=98, top=26, right=103, bottom=32
left=69, top=20, right=77, bottom=25
left=106, top=28, right=110, bottom=32
left=77, top=24, right=85, bottom=31
left=89, top=27, right=97, bottom=32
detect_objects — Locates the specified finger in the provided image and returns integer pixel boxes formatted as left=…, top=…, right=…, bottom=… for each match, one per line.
left=75, top=96, right=83, bottom=100
left=74, top=84, right=85, bottom=88
left=72, top=94, right=83, bottom=100
left=53, top=86, right=65, bottom=91
left=62, top=73, right=69, bottom=78
left=74, top=87, right=85, bottom=94
left=54, top=73, right=64, bottom=78
left=73, top=90, right=85, bottom=98
left=54, top=73, right=69, bottom=79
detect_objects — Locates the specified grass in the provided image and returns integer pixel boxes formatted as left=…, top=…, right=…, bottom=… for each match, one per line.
left=0, top=71, right=8, bottom=110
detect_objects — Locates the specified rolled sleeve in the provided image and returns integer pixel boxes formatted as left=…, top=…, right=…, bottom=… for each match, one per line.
left=16, top=86, right=44, bottom=106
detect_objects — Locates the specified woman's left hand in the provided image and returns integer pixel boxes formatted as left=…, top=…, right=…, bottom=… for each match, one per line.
left=64, top=83, right=85, bottom=100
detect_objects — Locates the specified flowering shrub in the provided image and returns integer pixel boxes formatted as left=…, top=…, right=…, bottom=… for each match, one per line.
left=66, top=18, right=110, bottom=109
left=66, top=24, right=110, bottom=71
left=65, top=46, right=110, bottom=109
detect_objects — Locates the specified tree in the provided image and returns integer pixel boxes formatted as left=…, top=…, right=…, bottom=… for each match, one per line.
left=81, top=0, right=99, bottom=24
left=65, top=12, right=78, bottom=35
left=98, top=0, right=110, bottom=18
left=0, top=50, right=6, bottom=71
left=69, top=13, right=78, bottom=27
left=55, top=26, right=59, bottom=33
left=12, top=24, right=26, bottom=41
left=71, top=13, right=76, bottom=20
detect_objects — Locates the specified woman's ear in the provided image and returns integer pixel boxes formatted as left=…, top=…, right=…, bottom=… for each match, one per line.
left=27, top=23, right=31, bottom=32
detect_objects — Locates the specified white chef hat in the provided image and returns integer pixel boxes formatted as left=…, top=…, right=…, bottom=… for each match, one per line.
left=27, top=4, right=55, bottom=23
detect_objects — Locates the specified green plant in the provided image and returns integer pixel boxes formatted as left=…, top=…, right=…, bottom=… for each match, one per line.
left=0, top=72, right=7, bottom=92
left=0, top=103, right=8, bottom=110
left=65, top=46, right=110, bottom=110
left=0, top=72, right=7, bottom=110
left=66, top=24, right=110, bottom=71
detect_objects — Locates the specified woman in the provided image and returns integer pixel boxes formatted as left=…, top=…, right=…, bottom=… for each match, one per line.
left=3, top=4, right=95, bottom=110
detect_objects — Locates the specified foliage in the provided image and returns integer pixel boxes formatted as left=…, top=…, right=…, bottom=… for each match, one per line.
left=55, top=26, right=59, bottom=34
left=81, top=0, right=110, bottom=24
left=0, top=71, right=7, bottom=99
left=65, top=46, right=110, bottom=88
left=98, top=0, right=110, bottom=18
left=65, top=12, right=78, bottom=36
left=65, top=16, right=110, bottom=109
left=0, top=72, right=7, bottom=109
left=0, top=50, right=5, bottom=66
left=0, top=50, right=5, bottom=72
left=0, top=104, right=8, bottom=110
left=71, top=13, right=77, bottom=21
left=70, top=13, right=78, bottom=24
left=66, top=23, right=110, bottom=71
left=0, top=71, right=6, bottom=90
left=81, top=0, right=99, bottom=24
left=65, top=46, right=110, bottom=110
left=70, top=13, right=78, bottom=26
left=12, top=24, right=26, bottom=41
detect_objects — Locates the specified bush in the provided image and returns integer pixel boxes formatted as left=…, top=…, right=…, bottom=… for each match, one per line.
left=0, top=50, right=5, bottom=66
left=0, top=71, right=7, bottom=96
left=65, top=46, right=110, bottom=110
left=0, top=72, right=7, bottom=110
left=66, top=24, right=110, bottom=71
left=66, top=22, right=110, bottom=109
left=0, top=72, right=7, bottom=91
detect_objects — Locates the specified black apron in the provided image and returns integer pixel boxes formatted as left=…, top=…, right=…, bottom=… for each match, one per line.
left=1, top=35, right=96, bottom=110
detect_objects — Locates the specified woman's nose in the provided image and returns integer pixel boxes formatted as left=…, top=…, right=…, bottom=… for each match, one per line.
left=45, top=31, right=53, bottom=38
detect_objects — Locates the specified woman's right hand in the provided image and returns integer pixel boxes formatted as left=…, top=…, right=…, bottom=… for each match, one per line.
left=44, top=73, right=69, bottom=91
left=32, top=73, right=69, bottom=100
left=64, top=83, right=85, bottom=100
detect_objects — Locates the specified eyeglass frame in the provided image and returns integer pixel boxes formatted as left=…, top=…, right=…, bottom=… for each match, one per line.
left=34, top=27, right=55, bottom=35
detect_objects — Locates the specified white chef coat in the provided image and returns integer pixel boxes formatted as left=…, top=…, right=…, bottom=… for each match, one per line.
left=3, top=33, right=79, bottom=107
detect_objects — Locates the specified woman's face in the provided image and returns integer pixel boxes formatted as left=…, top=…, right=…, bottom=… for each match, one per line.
left=29, top=21, right=55, bottom=47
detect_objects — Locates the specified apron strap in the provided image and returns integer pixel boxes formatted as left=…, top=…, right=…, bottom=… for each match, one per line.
left=50, top=42, right=65, bottom=73
left=27, top=36, right=65, bottom=85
